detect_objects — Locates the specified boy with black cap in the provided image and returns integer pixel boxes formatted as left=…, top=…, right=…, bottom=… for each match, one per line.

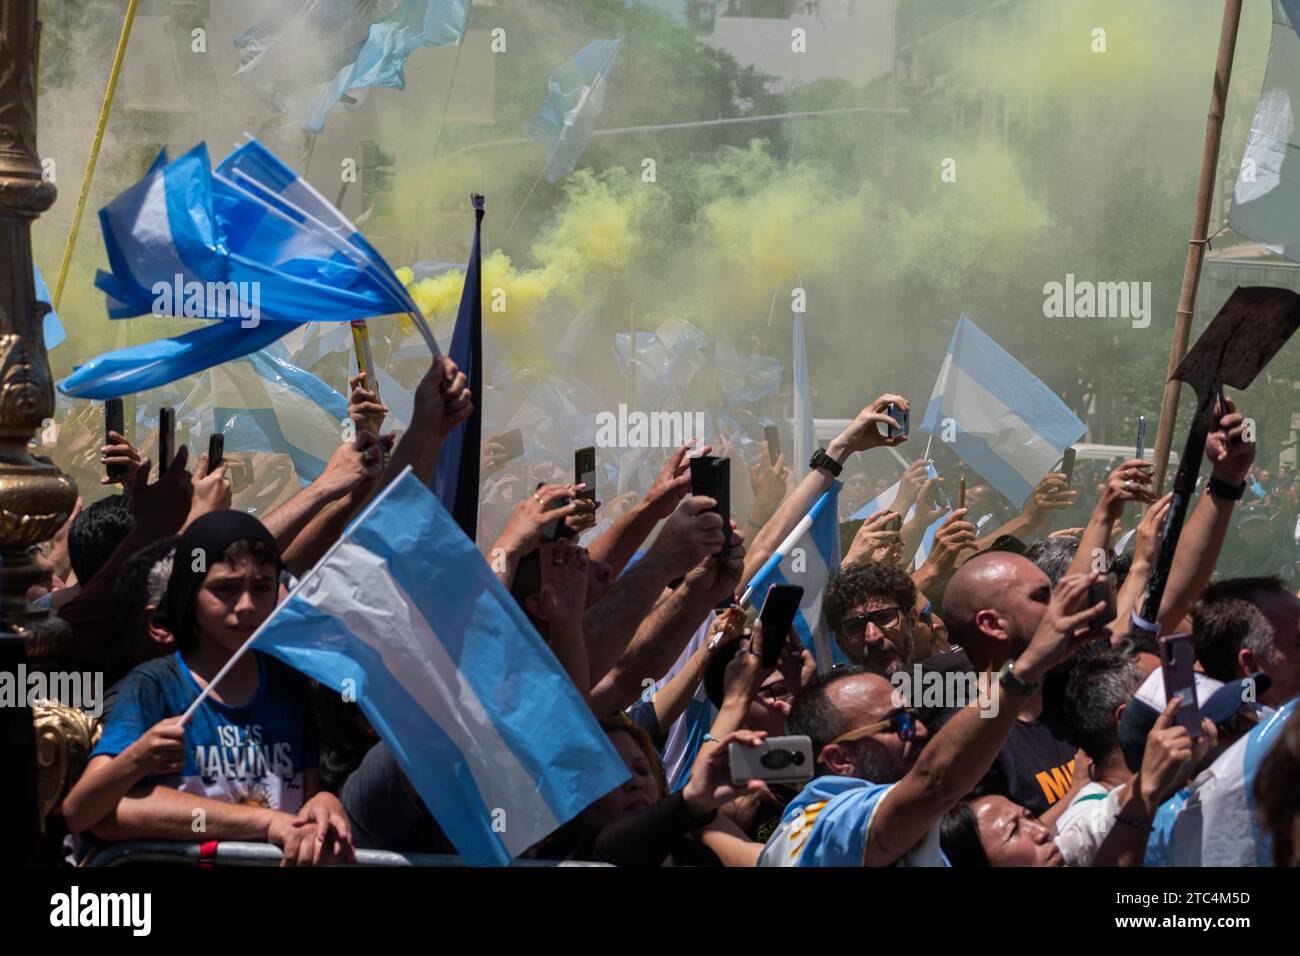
left=63, top=511, right=353, bottom=866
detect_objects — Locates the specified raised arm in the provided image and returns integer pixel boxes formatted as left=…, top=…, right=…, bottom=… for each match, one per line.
left=1063, top=459, right=1155, bottom=581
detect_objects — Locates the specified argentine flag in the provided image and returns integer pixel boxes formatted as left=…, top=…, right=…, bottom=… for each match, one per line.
left=743, top=482, right=848, bottom=671
left=1145, top=698, right=1296, bottom=867
left=176, top=345, right=348, bottom=485
left=251, top=467, right=629, bottom=866
left=920, top=315, right=1085, bottom=508
left=524, top=38, right=622, bottom=183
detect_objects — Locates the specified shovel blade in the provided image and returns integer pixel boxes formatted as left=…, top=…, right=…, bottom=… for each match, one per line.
left=1173, top=286, right=1300, bottom=397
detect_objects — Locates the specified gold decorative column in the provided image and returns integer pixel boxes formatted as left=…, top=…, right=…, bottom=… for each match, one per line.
left=0, top=1, right=79, bottom=864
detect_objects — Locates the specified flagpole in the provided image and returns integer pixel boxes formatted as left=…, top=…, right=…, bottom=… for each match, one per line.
left=51, top=0, right=141, bottom=310
left=1150, top=0, right=1243, bottom=495
left=178, top=466, right=416, bottom=725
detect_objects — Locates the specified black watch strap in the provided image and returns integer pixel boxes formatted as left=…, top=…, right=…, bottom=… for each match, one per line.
left=998, top=658, right=1039, bottom=696
left=1207, top=476, right=1246, bottom=502
left=809, top=448, right=843, bottom=477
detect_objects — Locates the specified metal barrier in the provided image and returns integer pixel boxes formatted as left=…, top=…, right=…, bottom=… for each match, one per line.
left=88, top=841, right=613, bottom=867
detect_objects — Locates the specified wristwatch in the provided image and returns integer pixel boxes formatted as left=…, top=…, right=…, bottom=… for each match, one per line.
left=998, top=657, right=1039, bottom=696
left=809, top=447, right=843, bottom=478
left=1207, top=475, right=1246, bottom=502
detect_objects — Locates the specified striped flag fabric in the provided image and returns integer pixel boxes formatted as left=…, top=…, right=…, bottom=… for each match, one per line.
left=523, top=38, right=622, bottom=183
left=250, top=466, right=629, bottom=866
left=742, top=482, right=848, bottom=671
left=918, top=314, right=1085, bottom=508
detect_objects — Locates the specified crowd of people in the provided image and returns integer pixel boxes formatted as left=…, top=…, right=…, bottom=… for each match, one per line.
left=21, top=358, right=1300, bottom=868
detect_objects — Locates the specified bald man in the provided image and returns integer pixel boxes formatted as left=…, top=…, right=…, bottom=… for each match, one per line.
left=913, top=552, right=1095, bottom=817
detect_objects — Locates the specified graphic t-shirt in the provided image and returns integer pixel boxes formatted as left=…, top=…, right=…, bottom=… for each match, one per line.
left=918, top=649, right=1079, bottom=816
left=758, top=776, right=948, bottom=867
left=91, top=651, right=317, bottom=813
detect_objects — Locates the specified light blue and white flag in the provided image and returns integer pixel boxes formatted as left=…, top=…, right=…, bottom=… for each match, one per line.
left=1230, top=0, right=1300, bottom=260
left=60, top=138, right=429, bottom=399
left=175, top=344, right=349, bottom=484
left=247, top=467, right=629, bottom=866
left=919, top=314, right=1085, bottom=508
left=523, top=38, right=622, bottom=183
left=1145, top=698, right=1296, bottom=867
left=34, top=265, right=66, bottom=350
left=236, top=0, right=470, bottom=133
left=742, top=482, right=847, bottom=671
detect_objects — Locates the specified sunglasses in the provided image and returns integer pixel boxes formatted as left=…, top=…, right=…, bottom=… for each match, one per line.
left=839, top=606, right=904, bottom=640
left=757, top=682, right=793, bottom=704
left=826, top=708, right=919, bottom=747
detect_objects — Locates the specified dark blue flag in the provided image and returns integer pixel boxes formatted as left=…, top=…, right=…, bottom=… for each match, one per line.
left=432, top=194, right=483, bottom=540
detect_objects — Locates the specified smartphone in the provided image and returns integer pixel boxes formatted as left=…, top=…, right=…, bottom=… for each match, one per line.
left=729, top=735, right=815, bottom=787
left=158, top=407, right=176, bottom=476
left=574, top=446, right=596, bottom=502
left=494, top=429, right=525, bottom=464
left=958, top=475, right=967, bottom=511
left=764, top=425, right=781, bottom=465
left=1086, top=574, right=1116, bottom=633
left=689, top=455, right=731, bottom=557
left=104, top=399, right=127, bottom=481
left=537, top=482, right=574, bottom=542
left=1159, top=633, right=1203, bottom=738
left=927, top=462, right=952, bottom=511
left=886, top=514, right=903, bottom=533
left=1136, top=416, right=1147, bottom=461
left=885, top=402, right=910, bottom=440
left=758, top=584, right=804, bottom=668
left=1061, top=447, right=1077, bottom=488
left=207, top=433, right=224, bottom=471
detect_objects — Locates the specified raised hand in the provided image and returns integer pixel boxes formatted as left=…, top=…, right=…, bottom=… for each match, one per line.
left=844, top=509, right=904, bottom=568
left=1098, top=458, right=1157, bottom=520
left=1206, top=394, right=1254, bottom=485
left=100, top=429, right=143, bottom=490
left=642, top=442, right=711, bottom=521
left=348, top=372, right=390, bottom=438
left=835, top=394, right=910, bottom=454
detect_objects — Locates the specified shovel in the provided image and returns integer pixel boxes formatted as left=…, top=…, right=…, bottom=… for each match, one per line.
left=1140, top=286, right=1300, bottom=631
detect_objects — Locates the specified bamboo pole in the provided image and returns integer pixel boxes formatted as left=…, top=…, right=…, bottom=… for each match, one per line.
left=1151, top=0, right=1244, bottom=494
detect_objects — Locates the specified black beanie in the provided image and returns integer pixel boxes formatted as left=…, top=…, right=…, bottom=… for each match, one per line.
left=156, top=510, right=281, bottom=649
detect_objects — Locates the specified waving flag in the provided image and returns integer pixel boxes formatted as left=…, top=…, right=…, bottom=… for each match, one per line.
left=236, top=0, right=470, bottom=133
left=1230, top=0, right=1300, bottom=259
left=742, top=483, right=848, bottom=672
left=431, top=194, right=483, bottom=540
left=524, top=38, right=622, bottom=183
left=249, top=467, right=629, bottom=866
left=60, top=138, right=431, bottom=400
left=176, top=345, right=348, bottom=485
left=919, top=314, right=1085, bottom=508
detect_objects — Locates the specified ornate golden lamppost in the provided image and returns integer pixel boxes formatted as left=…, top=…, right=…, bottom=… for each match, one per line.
left=0, top=1, right=79, bottom=864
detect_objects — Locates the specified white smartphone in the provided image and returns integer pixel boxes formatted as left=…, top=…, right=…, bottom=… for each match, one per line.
left=728, top=735, right=815, bottom=786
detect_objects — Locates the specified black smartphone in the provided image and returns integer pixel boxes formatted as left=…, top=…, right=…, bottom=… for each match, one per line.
left=207, top=433, right=225, bottom=472
left=885, top=402, right=909, bottom=440
left=537, top=482, right=574, bottom=542
left=494, top=429, right=525, bottom=463
left=104, top=399, right=127, bottom=481
left=1086, top=574, right=1116, bottom=633
left=1136, top=415, right=1147, bottom=461
left=759, top=584, right=804, bottom=668
left=1159, top=633, right=1202, bottom=738
left=764, top=425, right=781, bottom=465
left=1061, top=446, right=1077, bottom=488
left=689, top=454, right=731, bottom=557
left=159, top=407, right=176, bottom=476
left=886, top=514, right=903, bottom=533
left=575, top=446, right=596, bottom=502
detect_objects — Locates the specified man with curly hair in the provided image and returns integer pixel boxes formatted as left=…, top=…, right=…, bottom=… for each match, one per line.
left=824, top=560, right=918, bottom=676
